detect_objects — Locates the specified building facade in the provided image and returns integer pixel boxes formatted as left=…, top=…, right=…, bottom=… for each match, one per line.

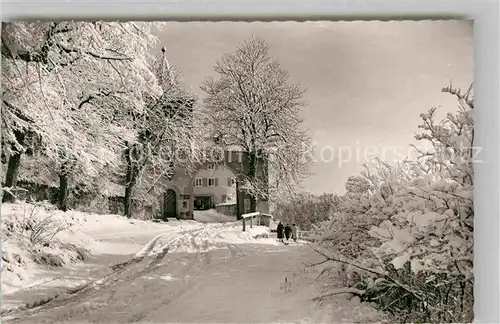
left=192, top=163, right=236, bottom=210
left=158, top=150, right=269, bottom=220
left=150, top=49, right=269, bottom=220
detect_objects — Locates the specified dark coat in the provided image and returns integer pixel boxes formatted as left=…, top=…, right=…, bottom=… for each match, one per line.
left=277, top=223, right=284, bottom=239
left=284, top=225, right=292, bottom=239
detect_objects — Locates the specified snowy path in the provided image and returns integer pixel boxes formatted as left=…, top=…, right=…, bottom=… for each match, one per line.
left=3, top=242, right=382, bottom=324
left=2, top=205, right=383, bottom=324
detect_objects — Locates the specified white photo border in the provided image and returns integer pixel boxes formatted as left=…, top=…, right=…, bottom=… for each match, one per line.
left=2, top=1, right=499, bottom=322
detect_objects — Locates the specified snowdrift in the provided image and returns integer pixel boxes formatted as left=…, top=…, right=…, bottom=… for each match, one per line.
left=193, top=209, right=237, bottom=223
left=2, top=202, right=275, bottom=295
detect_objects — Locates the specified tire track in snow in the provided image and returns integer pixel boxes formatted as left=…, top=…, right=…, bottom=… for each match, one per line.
left=201, top=240, right=211, bottom=266
left=113, top=252, right=209, bottom=323
left=134, top=233, right=167, bottom=258
left=36, top=245, right=216, bottom=323
left=2, top=227, right=203, bottom=318
left=153, top=226, right=205, bottom=254
left=3, top=222, right=259, bottom=320
left=48, top=252, right=198, bottom=323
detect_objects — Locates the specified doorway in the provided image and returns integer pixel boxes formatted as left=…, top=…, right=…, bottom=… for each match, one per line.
left=164, top=189, right=177, bottom=219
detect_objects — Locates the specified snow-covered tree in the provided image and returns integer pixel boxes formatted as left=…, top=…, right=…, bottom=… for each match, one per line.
left=1, top=21, right=163, bottom=208
left=310, top=84, right=474, bottom=323
left=274, top=192, right=340, bottom=230
left=121, top=47, right=203, bottom=218
left=201, top=37, right=312, bottom=212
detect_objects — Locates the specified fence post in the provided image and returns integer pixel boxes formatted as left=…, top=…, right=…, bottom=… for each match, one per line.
left=242, top=212, right=262, bottom=232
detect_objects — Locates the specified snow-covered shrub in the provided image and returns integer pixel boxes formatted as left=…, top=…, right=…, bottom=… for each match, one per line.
left=312, top=85, right=474, bottom=323
left=3, top=201, right=75, bottom=245
left=274, top=192, right=341, bottom=230
left=2, top=21, right=165, bottom=211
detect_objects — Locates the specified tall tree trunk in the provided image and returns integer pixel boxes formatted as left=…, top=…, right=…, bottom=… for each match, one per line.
left=124, top=182, right=134, bottom=218
left=236, top=178, right=242, bottom=220
left=2, top=131, right=25, bottom=203
left=59, top=172, right=69, bottom=211
left=57, top=155, right=72, bottom=211
left=124, top=144, right=136, bottom=218
left=248, top=152, right=257, bottom=213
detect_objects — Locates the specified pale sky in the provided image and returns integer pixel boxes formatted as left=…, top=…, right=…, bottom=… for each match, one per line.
left=154, top=20, right=473, bottom=195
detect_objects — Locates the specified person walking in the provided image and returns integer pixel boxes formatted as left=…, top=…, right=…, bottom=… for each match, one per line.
left=284, top=224, right=292, bottom=242
left=277, top=221, right=284, bottom=243
left=291, top=223, right=298, bottom=242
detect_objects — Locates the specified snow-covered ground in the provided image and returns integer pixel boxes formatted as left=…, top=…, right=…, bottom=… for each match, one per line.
left=1, top=202, right=276, bottom=297
left=3, top=243, right=385, bottom=324
left=2, top=202, right=385, bottom=323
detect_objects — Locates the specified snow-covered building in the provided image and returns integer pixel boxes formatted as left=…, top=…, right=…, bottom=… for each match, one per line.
left=160, top=148, right=269, bottom=220
left=154, top=48, right=269, bottom=220
left=192, top=163, right=237, bottom=210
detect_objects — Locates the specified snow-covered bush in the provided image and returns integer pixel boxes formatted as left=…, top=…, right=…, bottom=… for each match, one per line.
left=274, top=192, right=340, bottom=230
left=312, top=85, right=474, bottom=323
left=3, top=201, right=75, bottom=245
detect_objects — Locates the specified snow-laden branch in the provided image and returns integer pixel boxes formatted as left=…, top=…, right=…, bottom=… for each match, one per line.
left=311, top=84, right=474, bottom=323
left=201, top=37, right=312, bottom=204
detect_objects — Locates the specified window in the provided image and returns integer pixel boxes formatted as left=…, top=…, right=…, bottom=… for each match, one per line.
left=182, top=201, right=188, bottom=208
left=208, top=178, right=215, bottom=187
left=195, top=178, right=202, bottom=187
left=221, top=194, right=227, bottom=202
left=207, top=164, right=215, bottom=170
